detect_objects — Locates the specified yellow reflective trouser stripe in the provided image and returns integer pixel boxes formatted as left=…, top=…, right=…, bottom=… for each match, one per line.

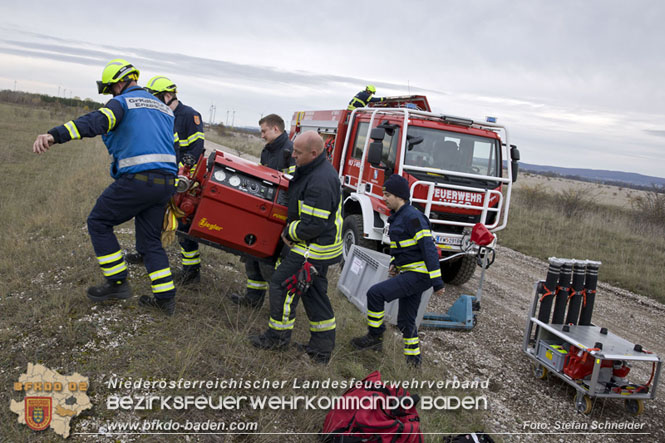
left=310, top=318, right=336, bottom=332
left=269, top=317, right=295, bottom=330
left=300, top=203, right=331, bottom=219
left=64, top=121, right=81, bottom=140
left=152, top=281, right=175, bottom=293
left=99, top=108, right=116, bottom=132
left=268, top=291, right=296, bottom=331
left=368, top=310, right=384, bottom=328
left=182, top=257, right=201, bottom=265
left=97, top=250, right=123, bottom=265
left=398, top=261, right=428, bottom=273
left=247, top=279, right=268, bottom=290
left=404, top=347, right=421, bottom=356
left=367, top=309, right=384, bottom=317
left=101, top=261, right=127, bottom=277
left=404, top=337, right=419, bottom=345
left=429, top=269, right=442, bottom=279
left=180, top=248, right=200, bottom=258
left=288, top=221, right=301, bottom=242
left=149, top=268, right=172, bottom=281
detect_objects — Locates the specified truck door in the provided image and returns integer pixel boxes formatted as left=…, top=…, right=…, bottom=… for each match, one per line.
left=363, top=123, right=401, bottom=196
left=341, top=121, right=369, bottom=190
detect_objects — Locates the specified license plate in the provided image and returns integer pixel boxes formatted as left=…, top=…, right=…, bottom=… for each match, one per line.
left=435, top=235, right=462, bottom=246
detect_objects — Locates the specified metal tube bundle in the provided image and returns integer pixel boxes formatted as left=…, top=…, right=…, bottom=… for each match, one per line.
left=551, top=260, right=573, bottom=324
left=565, top=260, right=587, bottom=325
left=579, top=260, right=601, bottom=325
left=537, top=257, right=564, bottom=324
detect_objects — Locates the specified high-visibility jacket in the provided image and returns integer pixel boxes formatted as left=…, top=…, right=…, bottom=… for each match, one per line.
left=173, top=101, right=204, bottom=165
left=388, top=203, right=444, bottom=291
left=347, top=90, right=385, bottom=111
left=284, top=152, right=343, bottom=265
left=259, top=131, right=295, bottom=174
left=48, top=86, right=177, bottom=178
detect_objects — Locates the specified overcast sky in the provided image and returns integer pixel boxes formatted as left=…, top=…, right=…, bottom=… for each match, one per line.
left=1, top=1, right=663, bottom=178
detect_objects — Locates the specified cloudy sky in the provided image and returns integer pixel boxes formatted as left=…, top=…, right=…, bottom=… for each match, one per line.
left=1, top=1, right=663, bottom=178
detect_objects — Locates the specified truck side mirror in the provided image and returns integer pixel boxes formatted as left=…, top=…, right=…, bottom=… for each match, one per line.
left=370, top=127, right=385, bottom=141
left=510, top=145, right=520, bottom=182
left=406, top=135, right=424, bottom=151
left=367, top=142, right=383, bottom=167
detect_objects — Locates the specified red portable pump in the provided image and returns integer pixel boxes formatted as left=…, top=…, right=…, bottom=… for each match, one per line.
left=173, top=150, right=289, bottom=260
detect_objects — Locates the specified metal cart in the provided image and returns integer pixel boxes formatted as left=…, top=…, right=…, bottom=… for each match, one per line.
left=523, top=281, right=662, bottom=416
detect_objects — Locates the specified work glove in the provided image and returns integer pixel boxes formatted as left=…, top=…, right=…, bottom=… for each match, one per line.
left=282, top=261, right=318, bottom=296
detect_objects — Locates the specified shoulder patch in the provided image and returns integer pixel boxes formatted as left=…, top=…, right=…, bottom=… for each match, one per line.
left=193, top=115, right=201, bottom=125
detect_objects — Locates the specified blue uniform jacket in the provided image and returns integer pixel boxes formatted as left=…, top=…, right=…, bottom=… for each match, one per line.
left=173, top=102, right=204, bottom=165
left=388, top=203, right=444, bottom=291
left=48, top=86, right=177, bottom=178
left=260, top=131, right=295, bottom=173
left=347, top=90, right=385, bottom=110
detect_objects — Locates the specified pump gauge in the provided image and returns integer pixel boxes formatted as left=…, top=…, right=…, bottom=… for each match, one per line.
left=213, top=170, right=226, bottom=182
left=229, top=175, right=241, bottom=187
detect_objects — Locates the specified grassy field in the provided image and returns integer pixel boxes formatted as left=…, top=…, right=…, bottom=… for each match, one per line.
left=500, top=179, right=665, bottom=303
left=0, top=100, right=485, bottom=441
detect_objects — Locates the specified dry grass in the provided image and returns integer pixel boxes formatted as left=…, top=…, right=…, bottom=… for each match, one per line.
left=501, top=183, right=665, bottom=303
left=206, top=128, right=264, bottom=159
left=0, top=101, right=481, bottom=441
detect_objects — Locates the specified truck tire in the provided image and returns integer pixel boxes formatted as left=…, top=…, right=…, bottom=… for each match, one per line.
left=442, top=254, right=476, bottom=285
left=342, top=214, right=376, bottom=260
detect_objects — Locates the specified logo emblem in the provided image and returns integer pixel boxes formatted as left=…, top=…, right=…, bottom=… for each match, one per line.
left=25, top=397, right=52, bottom=431
left=193, top=115, right=201, bottom=125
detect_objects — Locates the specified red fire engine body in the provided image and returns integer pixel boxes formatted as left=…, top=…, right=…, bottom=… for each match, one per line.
left=290, top=95, right=520, bottom=284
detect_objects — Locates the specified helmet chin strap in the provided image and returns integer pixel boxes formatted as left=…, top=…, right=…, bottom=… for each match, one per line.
left=166, top=95, right=177, bottom=106
left=112, top=80, right=132, bottom=97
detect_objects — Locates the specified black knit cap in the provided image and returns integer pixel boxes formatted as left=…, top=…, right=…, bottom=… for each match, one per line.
left=383, top=174, right=410, bottom=201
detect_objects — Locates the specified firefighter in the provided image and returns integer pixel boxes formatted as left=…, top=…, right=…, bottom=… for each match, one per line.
left=350, top=174, right=445, bottom=366
left=124, top=76, right=206, bottom=285
left=32, top=59, right=178, bottom=315
left=347, top=85, right=385, bottom=111
left=249, top=131, right=342, bottom=364
left=230, top=114, right=295, bottom=308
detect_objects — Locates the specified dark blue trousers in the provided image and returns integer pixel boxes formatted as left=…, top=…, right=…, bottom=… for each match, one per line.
left=87, top=171, right=176, bottom=299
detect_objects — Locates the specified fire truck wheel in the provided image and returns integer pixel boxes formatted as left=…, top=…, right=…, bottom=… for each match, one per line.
left=624, top=399, right=644, bottom=416
left=442, top=254, right=476, bottom=285
left=342, top=214, right=375, bottom=261
left=532, top=364, right=548, bottom=380
left=574, top=394, right=593, bottom=415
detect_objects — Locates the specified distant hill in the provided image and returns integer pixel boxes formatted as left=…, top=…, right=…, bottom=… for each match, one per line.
left=519, top=162, right=665, bottom=189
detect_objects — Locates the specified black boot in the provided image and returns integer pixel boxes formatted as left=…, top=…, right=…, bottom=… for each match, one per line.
left=294, top=342, right=331, bottom=364
left=249, top=331, right=289, bottom=350
left=350, top=332, right=383, bottom=351
left=406, top=355, right=422, bottom=368
left=229, top=293, right=262, bottom=309
left=138, top=295, right=176, bottom=316
left=174, top=267, right=200, bottom=285
left=87, top=280, right=132, bottom=302
left=125, top=251, right=143, bottom=264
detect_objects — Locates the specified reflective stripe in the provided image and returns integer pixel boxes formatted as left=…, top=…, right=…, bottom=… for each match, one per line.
left=182, top=257, right=201, bottom=266
left=99, top=108, right=116, bottom=132
left=403, top=337, right=419, bottom=345
left=367, top=309, right=384, bottom=318
left=301, top=203, right=331, bottom=219
left=152, top=281, right=175, bottom=293
left=291, top=242, right=343, bottom=260
left=118, top=154, right=176, bottom=169
left=310, top=318, right=336, bottom=332
left=174, top=132, right=180, bottom=143
left=397, top=261, right=428, bottom=274
left=404, top=347, right=421, bottom=356
left=97, top=250, right=123, bottom=265
left=281, top=291, right=295, bottom=326
left=180, top=248, right=200, bottom=258
left=149, top=268, right=172, bottom=281
left=368, top=318, right=383, bottom=328
left=398, top=239, right=417, bottom=247
left=101, top=261, right=127, bottom=277
left=391, top=229, right=432, bottom=249
left=283, top=165, right=296, bottom=174
left=414, top=229, right=432, bottom=241
left=247, top=279, right=269, bottom=290
left=288, top=221, right=301, bottom=242
left=179, top=132, right=205, bottom=147
left=64, top=121, right=81, bottom=140
left=429, top=269, right=442, bottom=279
left=269, top=317, right=295, bottom=330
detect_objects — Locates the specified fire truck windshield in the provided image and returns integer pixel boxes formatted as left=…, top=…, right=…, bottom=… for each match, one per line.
left=403, top=126, right=501, bottom=181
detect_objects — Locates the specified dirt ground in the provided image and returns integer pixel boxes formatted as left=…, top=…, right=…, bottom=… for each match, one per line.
left=424, top=245, right=664, bottom=442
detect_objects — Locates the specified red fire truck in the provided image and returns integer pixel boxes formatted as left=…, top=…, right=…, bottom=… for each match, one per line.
left=289, top=95, right=520, bottom=284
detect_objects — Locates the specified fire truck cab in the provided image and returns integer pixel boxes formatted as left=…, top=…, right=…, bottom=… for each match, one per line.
left=290, top=95, right=520, bottom=284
